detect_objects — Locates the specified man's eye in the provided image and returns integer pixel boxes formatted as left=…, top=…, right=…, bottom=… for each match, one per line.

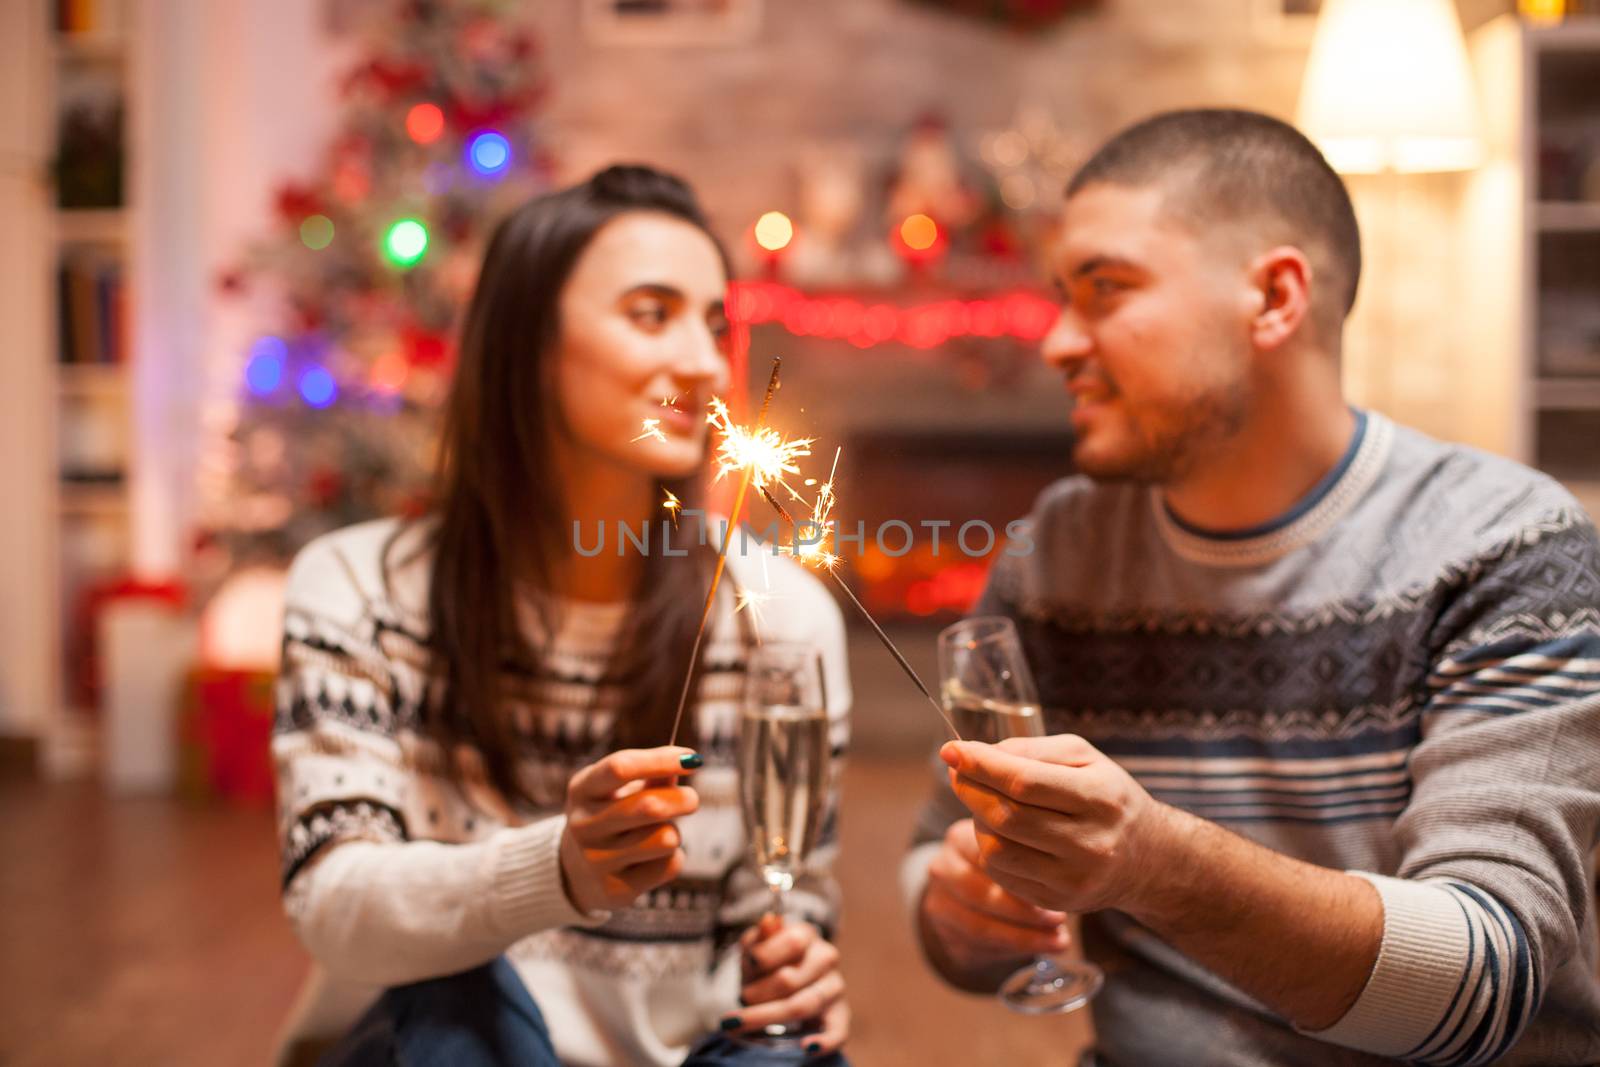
left=1091, top=278, right=1123, bottom=298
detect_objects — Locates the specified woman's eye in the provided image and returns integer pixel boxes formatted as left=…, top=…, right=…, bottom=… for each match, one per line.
left=630, top=302, right=669, bottom=327
left=1091, top=278, right=1123, bottom=298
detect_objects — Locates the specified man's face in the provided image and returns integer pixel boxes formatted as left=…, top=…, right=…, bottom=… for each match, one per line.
left=1043, top=182, right=1255, bottom=484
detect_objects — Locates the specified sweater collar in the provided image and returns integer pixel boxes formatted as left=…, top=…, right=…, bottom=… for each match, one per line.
left=1151, top=410, right=1393, bottom=568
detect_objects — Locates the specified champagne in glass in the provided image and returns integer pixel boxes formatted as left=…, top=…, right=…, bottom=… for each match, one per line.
left=736, top=642, right=833, bottom=1047
left=942, top=681, right=1044, bottom=745
left=937, top=616, right=1105, bottom=1015
left=740, top=701, right=830, bottom=893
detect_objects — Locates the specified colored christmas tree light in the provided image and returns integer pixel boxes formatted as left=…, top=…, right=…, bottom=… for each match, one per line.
left=244, top=336, right=286, bottom=395
left=300, top=214, right=335, bottom=250
left=383, top=218, right=430, bottom=268
left=206, top=0, right=549, bottom=569
left=405, top=102, right=446, bottom=144
left=466, top=131, right=511, bottom=178
left=298, top=367, right=338, bottom=409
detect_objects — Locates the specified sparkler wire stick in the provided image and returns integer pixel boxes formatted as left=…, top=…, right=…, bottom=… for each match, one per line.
left=758, top=486, right=962, bottom=742
left=667, top=358, right=784, bottom=748
left=826, top=568, right=962, bottom=742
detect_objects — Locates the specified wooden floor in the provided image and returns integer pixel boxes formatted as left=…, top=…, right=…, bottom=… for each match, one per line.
left=0, top=760, right=1089, bottom=1066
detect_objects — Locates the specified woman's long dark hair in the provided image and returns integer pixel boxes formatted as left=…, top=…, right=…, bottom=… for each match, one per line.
left=399, top=164, right=728, bottom=807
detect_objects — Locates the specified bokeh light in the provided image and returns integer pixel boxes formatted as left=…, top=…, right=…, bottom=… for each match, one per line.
left=383, top=218, right=429, bottom=268
left=299, top=214, right=335, bottom=250
left=466, top=131, right=512, bottom=178
left=754, top=211, right=795, bottom=252
left=405, top=103, right=445, bottom=144
left=298, top=367, right=338, bottom=409
left=244, top=336, right=286, bottom=396
left=899, top=214, right=939, bottom=252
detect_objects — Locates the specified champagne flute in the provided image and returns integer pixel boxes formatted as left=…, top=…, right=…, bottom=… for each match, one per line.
left=736, top=642, right=834, bottom=1047
left=938, top=615, right=1105, bottom=1015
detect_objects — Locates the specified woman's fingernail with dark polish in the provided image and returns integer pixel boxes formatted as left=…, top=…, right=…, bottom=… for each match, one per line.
left=805, top=1042, right=821, bottom=1055
left=719, top=1016, right=741, bottom=1031
left=679, top=753, right=704, bottom=770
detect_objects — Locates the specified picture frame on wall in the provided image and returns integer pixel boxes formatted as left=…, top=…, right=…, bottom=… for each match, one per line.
left=581, top=0, right=763, bottom=46
left=1252, top=0, right=1323, bottom=43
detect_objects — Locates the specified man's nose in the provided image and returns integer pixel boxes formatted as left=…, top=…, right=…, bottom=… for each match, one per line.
left=1040, top=305, right=1092, bottom=369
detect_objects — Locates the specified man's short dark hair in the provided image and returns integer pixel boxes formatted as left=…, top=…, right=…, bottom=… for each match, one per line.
left=1067, top=108, right=1362, bottom=328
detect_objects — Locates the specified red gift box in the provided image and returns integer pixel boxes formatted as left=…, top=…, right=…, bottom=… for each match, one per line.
left=180, top=668, right=276, bottom=808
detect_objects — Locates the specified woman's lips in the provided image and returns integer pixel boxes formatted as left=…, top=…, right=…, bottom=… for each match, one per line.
left=654, top=402, right=699, bottom=435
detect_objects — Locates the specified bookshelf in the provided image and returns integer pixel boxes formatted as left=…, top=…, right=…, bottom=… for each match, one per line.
left=50, top=0, right=134, bottom=778
left=1469, top=15, right=1600, bottom=525
left=1524, top=19, right=1600, bottom=519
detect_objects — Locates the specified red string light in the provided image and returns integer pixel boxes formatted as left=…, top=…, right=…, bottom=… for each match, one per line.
left=727, top=281, right=1057, bottom=349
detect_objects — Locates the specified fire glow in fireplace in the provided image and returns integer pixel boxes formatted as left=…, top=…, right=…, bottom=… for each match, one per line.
left=835, top=429, right=1074, bottom=623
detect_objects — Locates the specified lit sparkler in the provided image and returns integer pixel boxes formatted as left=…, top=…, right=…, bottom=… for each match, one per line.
left=661, top=488, right=682, bottom=529
left=666, top=358, right=787, bottom=748
left=706, top=397, right=813, bottom=490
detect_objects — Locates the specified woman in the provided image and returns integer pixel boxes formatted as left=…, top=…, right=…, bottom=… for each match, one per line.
left=271, top=165, right=851, bottom=1066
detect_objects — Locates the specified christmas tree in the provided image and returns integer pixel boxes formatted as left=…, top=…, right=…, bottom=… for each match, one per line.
left=201, top=0, right=549, bottom=572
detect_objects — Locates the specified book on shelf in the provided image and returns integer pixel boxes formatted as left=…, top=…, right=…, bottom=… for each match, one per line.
left=57, top=254, right=127, bottom=366
left=56, top=0, right=123, bottom=37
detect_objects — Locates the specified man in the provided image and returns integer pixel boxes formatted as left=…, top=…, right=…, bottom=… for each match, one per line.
left=906, top=108, right=1600, bottom=1066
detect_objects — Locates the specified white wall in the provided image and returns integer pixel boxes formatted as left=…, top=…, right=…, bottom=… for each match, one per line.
left=0, top=0, right=61, bottom=738
left=135, top=0, right=350, bottom=578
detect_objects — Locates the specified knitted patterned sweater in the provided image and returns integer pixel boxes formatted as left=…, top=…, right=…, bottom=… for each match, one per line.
left=907, top=411, right=1600, bottom=1065
left=272, top=518, right=851, bottom=1067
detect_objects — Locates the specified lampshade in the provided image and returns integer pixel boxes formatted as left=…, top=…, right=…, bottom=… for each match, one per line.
left=1297, top=0, right=1482, bottom=174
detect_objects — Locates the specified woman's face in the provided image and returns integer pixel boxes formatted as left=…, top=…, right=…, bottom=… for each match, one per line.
left=553, top=211, right=731, bottom=482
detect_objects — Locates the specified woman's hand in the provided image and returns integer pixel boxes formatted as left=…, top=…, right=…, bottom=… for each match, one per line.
left=559, top=747, right=702, bottom=914
left=721, top=914, right=849, bottom=1057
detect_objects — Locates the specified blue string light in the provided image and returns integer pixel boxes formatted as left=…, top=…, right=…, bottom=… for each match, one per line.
left=466, top=131, right=512, bottom=178
left=245, top=336, right=286, bottom=395
left=298, top=366, right=338, bottom=409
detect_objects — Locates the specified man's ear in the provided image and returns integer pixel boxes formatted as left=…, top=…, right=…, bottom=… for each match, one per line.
left=1247, top=246, right=1314, bottom=351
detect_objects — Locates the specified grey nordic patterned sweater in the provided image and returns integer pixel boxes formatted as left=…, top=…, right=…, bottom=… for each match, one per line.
left=907, top=411, right=1600, bottom=1066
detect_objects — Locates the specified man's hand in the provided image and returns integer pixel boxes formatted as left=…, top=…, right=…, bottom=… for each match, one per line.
left=721, top=914, right=849, bottom=1057
left=940, top=734, right=1174, bottom=916
left=559, top=747, right=702, bottom=915
left=916, top=819, right=1072, bottom=992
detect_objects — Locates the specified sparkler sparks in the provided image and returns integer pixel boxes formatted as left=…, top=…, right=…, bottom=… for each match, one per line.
left=632, top=418, right=667, bottom=444
left=661, top=488, right=682, bottom=528
left=733, top=584, right=773, bottom=641
left=706, top=397, right=813, bottom=491
left=638, top=358, right=960, bottom=744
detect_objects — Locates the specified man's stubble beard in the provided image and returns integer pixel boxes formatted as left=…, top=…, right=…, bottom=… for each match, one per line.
left=1072, top=376, right=1253, bottom=487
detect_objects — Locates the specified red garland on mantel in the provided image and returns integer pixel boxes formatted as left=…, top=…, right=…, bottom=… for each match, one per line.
left=906, top=0, right=1098, bottom=32
left=727, top=280, right=1058, bottom=349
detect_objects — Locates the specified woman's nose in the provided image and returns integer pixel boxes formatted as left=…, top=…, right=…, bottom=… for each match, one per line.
left=677, top=320, right=729, bottom=391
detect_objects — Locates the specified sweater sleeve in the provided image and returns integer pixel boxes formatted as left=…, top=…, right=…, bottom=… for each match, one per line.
left=273, top=531, right=607, bottom=988
left=1305, top=506, right=1600, bottom=1065
left=283, top=818, right=603, bottom=988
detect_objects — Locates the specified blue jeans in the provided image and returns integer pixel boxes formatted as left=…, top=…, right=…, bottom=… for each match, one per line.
left=318, top=957, right=848, bottom=1067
